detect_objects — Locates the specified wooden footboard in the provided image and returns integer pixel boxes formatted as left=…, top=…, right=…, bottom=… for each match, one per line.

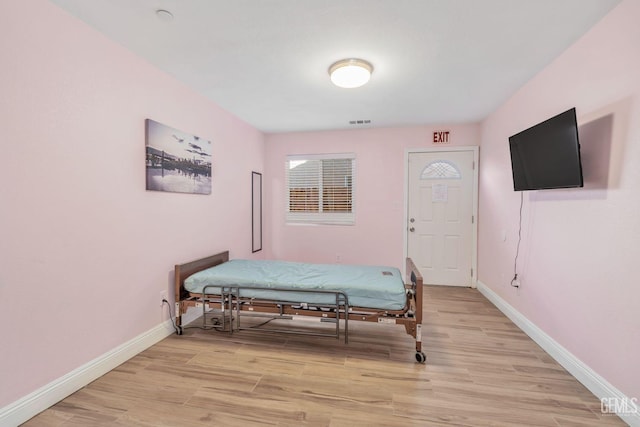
left=401, top=257, right=424, bottom=362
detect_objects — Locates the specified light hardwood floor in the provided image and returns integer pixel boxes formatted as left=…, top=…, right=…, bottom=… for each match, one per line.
left=24, top=286, right=625, bottom=426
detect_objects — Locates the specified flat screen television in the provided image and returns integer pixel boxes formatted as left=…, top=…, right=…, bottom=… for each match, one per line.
left=508, top=108, right=583, bottom=191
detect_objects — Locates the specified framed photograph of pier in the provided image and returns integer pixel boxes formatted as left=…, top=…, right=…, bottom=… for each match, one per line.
left=145, top=119, right=212, bottom=195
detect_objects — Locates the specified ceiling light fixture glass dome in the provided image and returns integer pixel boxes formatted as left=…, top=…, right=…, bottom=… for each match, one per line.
left=329, top=58, right=373, bottom=89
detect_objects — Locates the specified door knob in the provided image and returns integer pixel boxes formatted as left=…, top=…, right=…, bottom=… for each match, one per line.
left=410, top=218, right=415, bottom=223
left=409, top=227, right=415, bottom=232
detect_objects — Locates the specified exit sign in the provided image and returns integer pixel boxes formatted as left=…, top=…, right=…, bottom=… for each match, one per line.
left=433, top=131, right=450, bottom=144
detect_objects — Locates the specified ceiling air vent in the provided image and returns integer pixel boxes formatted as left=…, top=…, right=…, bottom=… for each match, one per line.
left=349, top=119, right=371, bottom=125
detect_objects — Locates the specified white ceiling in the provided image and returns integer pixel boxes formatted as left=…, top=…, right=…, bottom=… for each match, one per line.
left=49, top=0, right=619, bottom=134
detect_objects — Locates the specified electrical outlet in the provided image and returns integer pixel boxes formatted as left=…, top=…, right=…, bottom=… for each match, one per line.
left=160, top=290, right=168, bottom=307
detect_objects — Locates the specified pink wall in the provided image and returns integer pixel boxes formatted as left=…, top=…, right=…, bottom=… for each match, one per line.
left=478, top=0, right=639, bottom=399
left=0, top=1, right=263, bottom=407
left=264, top=125, right=479, bottom=271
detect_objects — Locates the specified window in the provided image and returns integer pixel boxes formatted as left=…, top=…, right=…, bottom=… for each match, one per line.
left=420, top=160, right=461, bottom=180
left=286, top=153, right=355, bottom=225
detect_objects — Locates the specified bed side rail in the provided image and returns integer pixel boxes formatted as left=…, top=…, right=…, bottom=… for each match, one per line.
left=201, top=285, right=350, bottom=343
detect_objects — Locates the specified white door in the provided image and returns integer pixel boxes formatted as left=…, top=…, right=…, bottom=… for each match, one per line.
left=407, top=150, right=475, bottom=286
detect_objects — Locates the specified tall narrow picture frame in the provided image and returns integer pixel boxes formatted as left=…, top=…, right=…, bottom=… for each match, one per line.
left=252, top=171, right=262, bottom=253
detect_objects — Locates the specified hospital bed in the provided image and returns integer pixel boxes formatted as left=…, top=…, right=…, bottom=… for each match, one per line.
left=173, top=251, right=426, bottom=363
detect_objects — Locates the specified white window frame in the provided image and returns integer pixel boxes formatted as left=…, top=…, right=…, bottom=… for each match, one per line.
left=285, top=153, right=356, bottom=225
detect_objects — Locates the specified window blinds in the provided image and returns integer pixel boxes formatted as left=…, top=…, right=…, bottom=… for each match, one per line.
left=285, top=154, right=355, bottom=225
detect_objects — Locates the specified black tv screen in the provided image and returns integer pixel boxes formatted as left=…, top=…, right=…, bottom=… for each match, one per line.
left=508, top=108, right=583, bottom=191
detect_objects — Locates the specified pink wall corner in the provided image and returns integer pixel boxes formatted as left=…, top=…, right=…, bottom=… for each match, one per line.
left=0, top=0, right=263, bottom=407
left=478, top=0, right=639, bottom=399
left=264, top=125, right=480, bottom=271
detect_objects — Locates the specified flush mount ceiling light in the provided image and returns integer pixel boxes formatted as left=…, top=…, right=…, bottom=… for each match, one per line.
left=328, top=59, right=373, bottom=89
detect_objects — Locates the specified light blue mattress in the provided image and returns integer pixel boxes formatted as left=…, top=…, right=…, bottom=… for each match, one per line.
left=183, top=259, right=407, bottom=311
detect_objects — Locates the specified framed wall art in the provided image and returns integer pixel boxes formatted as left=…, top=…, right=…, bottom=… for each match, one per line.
left=145, top=119, right=212, bottom=194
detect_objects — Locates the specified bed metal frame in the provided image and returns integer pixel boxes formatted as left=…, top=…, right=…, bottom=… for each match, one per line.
left=174, top=251, right=426, bottom=363
left=197, top=285, right=350, bottom=342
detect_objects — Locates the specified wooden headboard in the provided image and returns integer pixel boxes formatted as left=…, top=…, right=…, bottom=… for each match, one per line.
left=174, top=250, right=229, bottom=301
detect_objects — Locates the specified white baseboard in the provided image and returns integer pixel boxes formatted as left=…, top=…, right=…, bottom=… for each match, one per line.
left=476, top=280, right=639, bottom=427
left=0, top=319, right=176, bottom=427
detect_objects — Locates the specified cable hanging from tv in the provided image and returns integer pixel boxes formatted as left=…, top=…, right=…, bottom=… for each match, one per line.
left=511, top=192, right=523, bottom=288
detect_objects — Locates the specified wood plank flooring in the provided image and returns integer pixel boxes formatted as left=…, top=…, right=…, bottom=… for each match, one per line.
left=23, top=286, right=626, bottom=426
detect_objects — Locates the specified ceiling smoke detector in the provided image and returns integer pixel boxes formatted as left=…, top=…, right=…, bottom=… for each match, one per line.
left=155, top=9, right=174, bottom=22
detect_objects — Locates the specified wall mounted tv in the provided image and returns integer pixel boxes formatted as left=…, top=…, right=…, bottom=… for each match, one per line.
left=508, top=107, right=583, bottom=191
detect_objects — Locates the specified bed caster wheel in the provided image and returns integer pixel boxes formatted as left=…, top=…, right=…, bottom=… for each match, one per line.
left=415, top=351, right=426, bottom=364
